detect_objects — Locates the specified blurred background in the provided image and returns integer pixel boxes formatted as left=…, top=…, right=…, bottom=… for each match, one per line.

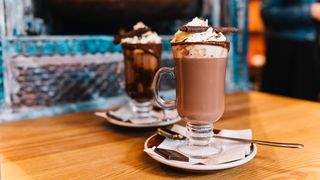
left=0, top=0, right=319, bottom=122
left=248, top=0, right=265, bottom=91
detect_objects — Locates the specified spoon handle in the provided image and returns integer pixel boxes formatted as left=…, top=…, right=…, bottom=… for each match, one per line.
left=214, top=136, right=304, bottom=148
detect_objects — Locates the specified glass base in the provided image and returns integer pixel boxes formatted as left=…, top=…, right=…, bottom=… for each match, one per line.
left=178, top=140, right=222, bottom=159
left=177, top=123, right=222, bottom=159
left=129, top=100, right=159, bottom=121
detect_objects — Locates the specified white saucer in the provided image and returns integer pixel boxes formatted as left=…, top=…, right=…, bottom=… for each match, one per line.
left=144, top=134, right=257, bottom=171
left=95, top=112, right=181, bottom=128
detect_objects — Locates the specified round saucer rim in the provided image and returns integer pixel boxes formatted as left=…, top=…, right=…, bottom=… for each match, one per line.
left=105, top=115, right=181, bottom=128
left=144, top=134, right=257, bottom=171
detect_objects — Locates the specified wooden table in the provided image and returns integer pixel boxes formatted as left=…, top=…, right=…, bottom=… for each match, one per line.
left=1, top=92, right=320, bottom=179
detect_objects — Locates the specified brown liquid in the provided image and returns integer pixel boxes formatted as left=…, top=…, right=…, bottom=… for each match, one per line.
left=123, top=47, right=161, bottom=102
left=174, top=58, right=227, bottom=124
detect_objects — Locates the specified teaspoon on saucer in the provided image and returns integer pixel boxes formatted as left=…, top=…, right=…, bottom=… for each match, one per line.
left=157, top=128, right=304, bottom=149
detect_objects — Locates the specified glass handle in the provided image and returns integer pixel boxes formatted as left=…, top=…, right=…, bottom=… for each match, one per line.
left=116, top=61, right=125, bottom=90
left=152, top=67, right=176, bottom=109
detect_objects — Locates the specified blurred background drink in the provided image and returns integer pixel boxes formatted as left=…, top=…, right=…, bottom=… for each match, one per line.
left=116, top=22, right=162, bottom=119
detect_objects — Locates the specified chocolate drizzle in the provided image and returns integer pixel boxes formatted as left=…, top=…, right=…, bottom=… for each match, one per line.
left=113, top=27, right=151, bottom=44
left=171, top=41, right=230, bottom=51
left=179, top=26, right=239, bottom=34
left=121, top=43, right=162, bottom=59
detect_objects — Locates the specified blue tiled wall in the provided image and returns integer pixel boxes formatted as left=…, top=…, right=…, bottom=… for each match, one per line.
left=0, top=36, right=178, bottom=121
left=0, top=41, right=3, bottom=105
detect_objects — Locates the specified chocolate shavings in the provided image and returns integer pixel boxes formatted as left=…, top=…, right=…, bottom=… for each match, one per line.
left=113, top=27, right=151, bottom=44
left=179, top=26, right=239, bottom=34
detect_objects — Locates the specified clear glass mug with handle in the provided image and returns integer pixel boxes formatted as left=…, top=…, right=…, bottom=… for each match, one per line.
left=121, top=43, right=162, bottom=120
left=152, top=42, right=228, bottom=159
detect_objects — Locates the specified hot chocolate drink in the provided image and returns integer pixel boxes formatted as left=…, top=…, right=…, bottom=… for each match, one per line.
left=175, top=57, right=227, bottom=124
left=122, top=43, right=162, bottom=102
left=153, top=17, right=236, bottom=158
left=170, top=24, right=230, bottom=124
left=115, top=22, right=162, bottom=119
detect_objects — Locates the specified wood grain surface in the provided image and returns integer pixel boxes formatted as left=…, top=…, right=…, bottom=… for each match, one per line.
left=1, top=92, right=320, bottom=179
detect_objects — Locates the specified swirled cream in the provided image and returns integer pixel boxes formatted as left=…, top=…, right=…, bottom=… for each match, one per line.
left=121, top=22, right=162, bottom=44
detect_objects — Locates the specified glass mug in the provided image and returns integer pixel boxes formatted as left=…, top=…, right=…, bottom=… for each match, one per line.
left=153, top=43, right=228, bottom=158
left=122, top=43, right=162, bottom=120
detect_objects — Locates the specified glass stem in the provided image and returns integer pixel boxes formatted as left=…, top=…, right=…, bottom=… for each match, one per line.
left=186, top=123, right=214, bottom=147
left=131, top=100, right=152, bottom=118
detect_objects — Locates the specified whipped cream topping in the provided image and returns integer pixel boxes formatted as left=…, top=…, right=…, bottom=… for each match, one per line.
left=171, top=17, right=229, bottom=58
left=171, top=17, right=227, bottom=43
left=185, top=28, right=226, bottom=42
left=121, top=22, right=162, bottom=44
left=185, top=17, right=209, bottom=26
left=133, top=22, right=147, bottom=30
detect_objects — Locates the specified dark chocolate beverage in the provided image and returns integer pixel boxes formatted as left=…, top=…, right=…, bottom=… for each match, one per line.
left=122, top=43, right=162, bottom=102
left=174, top=57, right=227, bottom=124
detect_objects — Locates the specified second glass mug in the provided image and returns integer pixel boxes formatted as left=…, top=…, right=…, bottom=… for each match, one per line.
left=152, top=45, right=228, bottom=159
left=122, top=43, right=162, bottom=120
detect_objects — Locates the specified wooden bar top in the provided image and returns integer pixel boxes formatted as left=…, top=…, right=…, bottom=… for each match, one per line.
left=1, top=92, right=320, bottom=179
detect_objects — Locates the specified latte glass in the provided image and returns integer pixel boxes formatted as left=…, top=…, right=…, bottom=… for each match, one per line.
left=153, top=43, right=228, bottom=158
left=122, top=43, right=162, bottom=120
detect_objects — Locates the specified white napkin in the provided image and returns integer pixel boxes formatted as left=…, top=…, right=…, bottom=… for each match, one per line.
left=95, top=103, right=179, bottom=124
left=144, top=124, right=252, bottom=165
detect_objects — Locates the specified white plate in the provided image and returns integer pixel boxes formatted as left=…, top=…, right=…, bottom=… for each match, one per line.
left=95, top=112, right=181, bottom=128
left=144, top=134, right=257, bottom=171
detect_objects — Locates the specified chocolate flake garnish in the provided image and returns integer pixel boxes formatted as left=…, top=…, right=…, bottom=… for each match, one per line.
left=153, top=105, right=162, bottom=112
left=154, top=148, right=189, bottom=162
left=179, top=26, right=210, bottom=33
left=113, top=27, right=151, bottom=44
left=179, top=26, right=239, bottom=34
left=216, top=27, right=240, bottom=33
left=213, top=129, right=222, bottom=134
